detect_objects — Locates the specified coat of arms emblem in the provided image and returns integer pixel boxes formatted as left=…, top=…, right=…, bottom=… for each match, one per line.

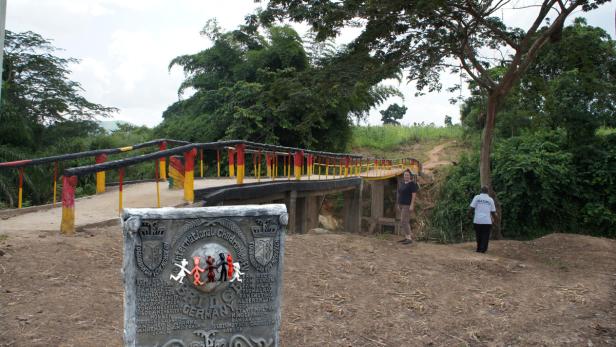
left=135, top=221, right=169, bottom=277
left=249, top=218, right=280, bottom=272
left=254, top=238, right=274, bottom=266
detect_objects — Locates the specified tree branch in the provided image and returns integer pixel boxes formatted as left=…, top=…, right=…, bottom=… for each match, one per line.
left=461, top=0, right=520, bottom=49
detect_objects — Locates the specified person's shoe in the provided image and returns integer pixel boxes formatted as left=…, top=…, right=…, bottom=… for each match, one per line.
left=398, top=239, right=407, bottom=243
left=401, top=239, right=413, bottom=244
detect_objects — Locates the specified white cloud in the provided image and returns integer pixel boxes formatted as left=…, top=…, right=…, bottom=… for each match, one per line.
left=6, top=0, right=615, bottom=128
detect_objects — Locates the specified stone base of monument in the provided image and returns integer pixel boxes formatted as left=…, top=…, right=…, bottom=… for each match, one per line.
left=122, top=205, right=287, bottom=347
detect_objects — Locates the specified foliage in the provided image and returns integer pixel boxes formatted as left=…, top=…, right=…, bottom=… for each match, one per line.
left=1, top=31, right=117, bottom=149
left=444, top=115, right=453, bottom=127
left=351, top=124, right=464, bottom=151
left=261, top=0, right=610, bottom=196
left=429, top=131, right=616, bottom=241
left=429, top=152, right=480, bottom=243
left=0, top=30, right=123, bottom=207
left=380, top=103, right=407, bottom=125
left=158, top=23, right=400, bottom=151
left=461, top=19, right=616, bottom=142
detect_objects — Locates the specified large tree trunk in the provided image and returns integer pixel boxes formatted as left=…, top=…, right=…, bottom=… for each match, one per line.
left=480, top=93, right=503, bottom=239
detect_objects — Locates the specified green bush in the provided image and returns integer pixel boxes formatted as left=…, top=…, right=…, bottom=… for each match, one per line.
left=428, top=130, right=616, bottom=241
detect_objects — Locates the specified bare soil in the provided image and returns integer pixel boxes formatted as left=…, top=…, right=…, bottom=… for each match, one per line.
left=1, top=227, right=614, bottom=347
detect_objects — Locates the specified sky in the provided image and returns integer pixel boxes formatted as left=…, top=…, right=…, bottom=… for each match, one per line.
left=5, top=0, right=616, bottom=128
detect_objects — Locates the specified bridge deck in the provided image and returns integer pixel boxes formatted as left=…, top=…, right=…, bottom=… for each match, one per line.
left=0, top=170, right=401, bottom=234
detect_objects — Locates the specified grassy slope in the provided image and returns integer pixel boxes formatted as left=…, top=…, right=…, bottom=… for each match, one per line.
left=350, top=124, right=467, bottom=163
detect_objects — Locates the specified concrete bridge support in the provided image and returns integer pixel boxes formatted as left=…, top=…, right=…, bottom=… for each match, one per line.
left=196, top=178, right=363, bottom=234
left=364, top=179, right=400, bottom=234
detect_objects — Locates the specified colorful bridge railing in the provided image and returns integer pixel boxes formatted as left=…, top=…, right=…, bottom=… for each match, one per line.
left=0, top=139, right=422, bottom=235
left=0, top=139, right=189, bottom=208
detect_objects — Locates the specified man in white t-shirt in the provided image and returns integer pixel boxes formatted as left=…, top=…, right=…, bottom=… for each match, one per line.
left=469, top=186, right=497, bottom=253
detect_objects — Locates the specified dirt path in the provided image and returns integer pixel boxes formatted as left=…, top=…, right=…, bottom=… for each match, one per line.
left=422, top=141, right=456, bottom=172
left=1, top=227, right=614, bottom=346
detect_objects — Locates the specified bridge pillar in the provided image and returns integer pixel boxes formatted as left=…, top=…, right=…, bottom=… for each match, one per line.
left=305, top=195, right=320, bottom=231
left=287, top=190, right=297, bottom=233
left=368, top=180, right=385, bottom=233
left=343, top=182, right=362, bottom=233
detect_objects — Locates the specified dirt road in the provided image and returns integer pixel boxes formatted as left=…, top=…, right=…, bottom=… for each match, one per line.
left=1, top=226, right=614, bottom=346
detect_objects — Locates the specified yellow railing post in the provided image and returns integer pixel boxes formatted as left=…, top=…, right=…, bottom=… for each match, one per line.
left=95, top=153, right=107, bottom=194
left=200, top=149, right=204, bottom=178
left=60, top=175, right=77, bottom=235
left=159, top=141, right=167, bottom=181
left=17, top=167, right=23, bottom=209
left=294, top=151, right=303, bottom=180
left=53, top=161, right=58, bottom=206
left=236, top=144, right=245, bottom=185
left=184, top=148, right=196, bottom=203
left=257, top=151, right=262, bottom=182
left=155, top=159, right=161, bottom=208
left=228, top=148, right=235, bottom=177
left=217, top=150, right=221, bottom=177
left=118, top=168, right=124, bottom=215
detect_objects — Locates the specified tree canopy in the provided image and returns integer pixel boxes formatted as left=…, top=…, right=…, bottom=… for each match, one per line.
left=461, top=18, right=616, bottom=143
left=380, top=103, right=407, bottom=125
left=1, top=30, right=116, bottom=150
left=158, top=22, right=401, bottom=151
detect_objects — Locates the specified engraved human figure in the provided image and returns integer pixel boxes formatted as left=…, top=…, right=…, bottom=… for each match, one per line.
left=229, top=262, right=244, bottom=282
left=169, top=258, right=191, bottom=284
left=216, top=253, right=228, bottom=282
left=206, top=255, right=217, bottom=283
left=226, top=254, right=234, bottom=279
left=190, top=256, right=205, bottom=286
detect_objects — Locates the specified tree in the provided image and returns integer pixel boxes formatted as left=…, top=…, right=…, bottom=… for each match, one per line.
left=444, top=115, right=453, bottom=127
left=261, top=0, right=610, bottom=238
left=380, top=103, right=407, bottom=125
left=0, top=30, right=117, bottom=207
left=159, top=22, right=400, bottom=151
left=1, top=30, right=116, bottom=149
left=460, top=19, right=616, bottom=143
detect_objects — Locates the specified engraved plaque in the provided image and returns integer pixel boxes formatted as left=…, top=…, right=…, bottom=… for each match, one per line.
left=122, top=205, right=287, bottom=347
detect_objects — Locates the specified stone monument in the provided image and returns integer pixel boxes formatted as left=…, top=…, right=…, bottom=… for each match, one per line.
left=122, top=204, right=287, bottom=347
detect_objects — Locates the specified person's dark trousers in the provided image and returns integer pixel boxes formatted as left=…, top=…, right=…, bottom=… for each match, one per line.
left=474, top=223, right=492, bottom=253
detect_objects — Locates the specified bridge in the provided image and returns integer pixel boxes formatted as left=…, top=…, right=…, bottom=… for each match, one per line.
left=0, top=139, right=421, bottom=235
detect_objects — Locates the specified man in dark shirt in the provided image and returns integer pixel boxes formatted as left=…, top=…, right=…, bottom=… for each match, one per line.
left=397, top=169, right=418, bottom=245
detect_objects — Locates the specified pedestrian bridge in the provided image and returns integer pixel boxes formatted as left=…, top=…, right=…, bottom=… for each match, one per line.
left=0, top=139, right=421, bottom=235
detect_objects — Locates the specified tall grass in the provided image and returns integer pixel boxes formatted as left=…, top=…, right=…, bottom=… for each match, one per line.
left=351, top=125, right=464, bottom=151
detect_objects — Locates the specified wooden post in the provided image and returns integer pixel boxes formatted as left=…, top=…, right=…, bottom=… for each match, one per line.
left=60, top=175, right=78, bottom=235
left=95, top=153, right=107, bottom=194
left=184, top=148, right=197, bottom=203
left=159, top=141, right=167, bottom=180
